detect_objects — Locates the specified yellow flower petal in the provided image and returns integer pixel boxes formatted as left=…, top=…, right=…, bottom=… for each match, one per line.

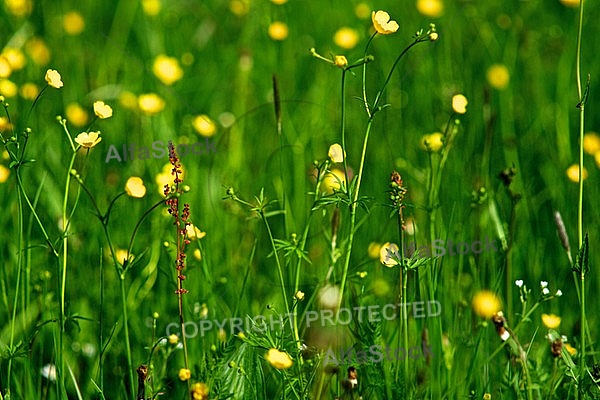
left=487, top=64, right=510, bottom=90
left=566, top=164, right=587, bottom=183
left=45, top=69, right=63, bottom=88
left=372, top=10, right=399, bottom=35
left=416, top=0, right=444, bottom=18
left=125, top=177, right=146, bottom=198
left=380, top=242, right=399, bottom=267
left=153, top=55, right=183, bottom=86
left=322, top=168, right=345, bottom=194
left=192, top=115, right=217, bottom=137
left=74, top=131, right=101, bottom=148
left=452, top=94, right=468, bottom=114
left=66, top=103, right=89, bottom=127
left=93, top=100, right=113, bottom=119
left=472, top=290, right=502, bottom=319
left=265, top=348, right=293, bottom=369
left=138, top=93, right=165, bottom=115
left=178, top=368, right=191, bottom=381
left=0, top=165, right=10, bottom=183
left=421, top=132, right=444, bottom=152
left=142, top=0, right=161, bottom=16
left=268, top=21, right=288, bottom=40
left=333, top=27, right=360, bottom=49
left=541, top=313, right=561, bottom=329
left=19, top=82, right=38, bottom=100
left=0, top=80, right=17, bottom=97
left=328, top=143, right=345, bottom=162
left=583, top=132, right=600, bottom=155
left=63, top=11, right=85, bottom=35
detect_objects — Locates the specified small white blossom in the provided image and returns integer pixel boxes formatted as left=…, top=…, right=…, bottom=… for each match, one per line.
left=556, top=289, right=562, bottom=297
left=515, top=279, right=524, bottom=287
left=542, top=287, right=550, bottom=295
left=540, top=281, right=548, bottom=288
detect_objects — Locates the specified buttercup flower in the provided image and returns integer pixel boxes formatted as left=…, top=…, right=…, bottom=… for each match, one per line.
left=138, top=93, right=165, bottom=114
left=583, top=132, right=600, bottom=154
left=328, top=143, right=345, bottom=162
left=153, top=55, right=184, bottom=86
left=295, top=290, right=305, bottom=301
left=0, top=58, right=12, bottom=78
left=560, top=0, right=580, bottom=7
left=63, top=11, right=85, bottom=35
left=355, top=3, right=371, bottom=19
left=0, top=80, right=17, bottom=97
left=19, top=82, right=39, bottom=100
left=334, top=55, right=348, bottom=68
left=333, top=27, right=360, bottom=49
left=268, top=21, right=288, bottom=40
left=265, top=348, right=293, bottom=369
left=142, top=0, right=161, bottom=16
left=191, top=382, right=209, bottom=400
left=229, top=0, right=248, bottom=16
left=168, top=334, right=179, bottom=344
left=93, top=101, right=113, bottom=119
left=0, top=165, right=10, bottom=183
left=66, top=103, right=89, bottom=126
left=421, top=132, right=444, bottom=152
left=45, top=69, right=63, bottom=88
left=322, top=168, right=346, bottom=194
left=5, top=0, right=33, bottom=17
left=380, top=242, right=399, bottom=266
left=74, top=131, right=101, bottom=148
left=472, top=290, right=501, bottom=318
left=271, top=0, right=287, bottom=4
left=318, top=284, right=341, bottom=309
left=26, top=38, right=51, bottom=66
left=186, top=223, right=206, bottom=240
left=487, top=64, right=510, bottom=90
left=2, top=48, right=26, bottom=70
left=542, top=313, right=561, bottom=329
left=566, top=164, right=587, bottom=182
left=192, top=115, right=217, bottom=137
left=125, top=177, right=146, bottom=198
left=178, top=368, right=191, bottom=381
left=368, top=242, right=382, bottom=259
left=452, top=94, right=468, bottom=114
left=372, top=10, right=399, bottom=35
left=416, top=0, right=444, bottom=18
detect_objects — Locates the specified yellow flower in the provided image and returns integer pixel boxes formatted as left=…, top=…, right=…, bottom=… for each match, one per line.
left=268, top=21, right=288, bottom=40
left=66, top=103, right=89, bottom=127
left=0, top=117, right=12, bottom=131
left=45, top=69, right=63, bottom=89
left=472, top=290, right=501, bottom=318
left=192, top=115, right=217, bottom=137
left=322, top=168, right=345, bottom=194
left=63, top=11, right=85, bottom=35
left=416, top=0, right=444, bottom=18
left=74, top=131, right=102, bottom=148
left=4, top=0, right=33, bottom=17
left=368, top=242, right=381, bottom=259
left=2, top=48, right=26, bottom=70
left=371, top=10, right=399, bottom=35
left=560, top=0, right=580, bottom=7
left=487, top=64, right=510, bottom=90
left=114, top=249, right=131, bottom=266
left=333, top=27, right=359, bottom=49
left=193, top=248, right=202, bottom=261
left=564, top=343, right=576, bottom=355
left=93, top=100, right=113, bottom=119
left=355, top=3, right=371, bottom=19
left=429, top=32, right=439, bottom=41
left=0, top=58, right=12, bottom=79
left=483, top=394, right=492, bottom=400
left=229, top=0, right=249, bottom=16
left=452, top=94, right=468, bottom=114
left=156, top=163, right=185, bottom=194
left=19, top=82, right=38, bottom=100
left=191, top=382, right=209, bottom=400
left=119, top=91, right=138, bottom=110
left=541, top=313, right=561, bottom=329
left=26, top=38, right=51, bottom=66
left=186, top=224, right=206, bottom=240
left=125, top=177, right=146, bottom=198
left=318, top=284, right=341, bottom=309
left=142, top=0, right=161, bottom=15
left=583, top=131, right=600, bottom=155
left=178, top=368, right=191, bottom=381
left=421, top=132, right=444, bottom=152
left=295, top=290, right=305, bottom=301
left=138, top=93, right=165, bottom=115
left=0, top=80, right=17, bottom=97
left=328, top=143, right=345, bottom=162
left=271, top=0, right=287, bottom=3
left=595, top=152, right=600, bottom=169
left=168, top=334, right=179, bottom=344
left=380, top=242, right=399, bottom=267
left=334, top=55, right=348, bottom=68
left=153, top=55, right=184, bottom=86
left=265, top=348, right=293, bottom=369
left=566, top=164, right=587, bottom=182
left=0, top=165, right=10, bottom=183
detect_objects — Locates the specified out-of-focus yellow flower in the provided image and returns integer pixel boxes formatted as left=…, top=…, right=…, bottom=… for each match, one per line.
left=178, top=368, right=191, bottom=381
left=566, top=164, right=587, bottom=182
left=153, top=55, right=183, bottom=86
left=416, top=0, right=444, bottom=18
left=380, top=242, right=399, bottom=267
left=45, top=69, right=63, bottom=88
left=421, top=132, right=444, bottom=152
left=333, top=27, right=359, bottom=49
left=334, top=55, right=348, bottom=68
left=63, top=11, right=85, bottom=35
left=186, top=224, right=206, bottom=240
left=138, top=93, right=165, bottom=115
left=142, top=0, right=161, bottom=15
left=265, top=348, right=293, bottom=369
left=193, top=248, right=202, bottom=261
left=0, top=117, right=12, bottom=131
left=192, top=115, right=216, bottom=137
left=322, top=168, right=345, bottom=194
left=328, top=143, right=345, bottom=162
left=295, top=290, right=305, bottom=301
left=372, top=10, right=399, bottom=35
left=119, top=91, right=138, bottom=110
left=560, top=0, right=580, bottom=7
left=595, top=152, right=600, bottom=169
left=93, top=100, right=113, bottom=119
left=368, top=242, right=381, bottom=259
left=26, top=38, right=51, bottom=66
left=564, top=343, right=576, bottom=355
left=0, top=58, right=12, bottom=78
left=318, top=284, right=341, bottom=309
left=191, top=382, right=209, bottom=400
left=487, top=64, right=510, bottom=90
left=583, top=132, right=600, bottom=155
left=483, top=394, right=492, bottom=400
left=125, top=177, right=146, bottom=198
left=75, top=131, right=102, bottom=148
left=66, top=103, right=89, bottom=127
left=156, top=163, right=185, bottom=194
left=271, top=0, right=287, bottom=4
left=168, top=334, right=179, bottom=344
left=452, top=94, right=468, bottom=114
left=4, top=0, right=33, bottom=17
left=2, top=48, right=25, bottom=70
left=19, top=82, right=38, bottom=100
left=0, top=165, right=10, bottom=183
left=541, top=313, right=561, bottom=329
left=229, top=0, right=249, bottom=16
left=0, top=80, right=17, bottom=97
left=472, top=290, right=501, bottom=318
left=355, top=3, right=371, bottom=19
left=114, top=249, right=131, bottom=266
left=372, top=278, right=390, bottom=296
left=268, top=21, right=288, bottom=40
left=429, top=32, right=439, bottom=41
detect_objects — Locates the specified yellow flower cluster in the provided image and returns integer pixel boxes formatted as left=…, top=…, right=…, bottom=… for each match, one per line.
left=191, top=382, right=209, bottom=399
left=265, top=348, right=293, bottom=369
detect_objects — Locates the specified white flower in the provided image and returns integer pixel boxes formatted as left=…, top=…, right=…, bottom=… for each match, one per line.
left=515, top=279, right=523, bottom=288
left=540, top=281, right=548, bottom=288
left=41, top=364, right=57, bottom=381
left=556, top=289, right=562, bottom=297
left=542, top=287, right=550, bottom=295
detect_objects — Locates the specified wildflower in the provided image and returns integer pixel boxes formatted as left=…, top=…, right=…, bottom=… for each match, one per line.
left=191, top=382, right=210, bottom=400
left=542, top=287, right=550, bottom=295
left=452, top=94, right=468, bottom=114
left=66, top=103, right=89, bottom=126
left=515, top=279, right=523, bottom=287
left=45, top=69, right=63, bottom=88
left=41, top=363, right=57, bottom=381
left=483, top=394, right=492, bottom=400
left=153, top=55, right=184, bottom=86
left=355, top=3, right=371, bottom=19
left=421, top=132, right=444, bottom=152
left=0, top=165, right=10, bottom=183
left=26, top=38, right=51, bottom=66
left=119, top=90, right=138, bottom=110
left=542, top=313, right=561, bottom=329
left=318, top=284, right=341, bottom=310
left=416, top=0, right=444, bottom=18
left=333, top=27, right=360, bottom=49
left=429, top=32, right=439, bottom=41
left=93, top=100, right=113, bottom=119
left=186, top=224, right=206, bottom=240
left=540, top=281, right=548, bottom=288
left=229, top=0, right=248, bottom=16
left=268, top=21, right=288, bottom=40
left=472, top=290, right=501, bottom=318
left=583, top=131, right=600, bottom=154
left=371, top=10, right=399, bottom=35
left=192, top=115, right=217, bottom=137
left=0, top=80, right=17, bottom=97
left=114, top=249, right=132, bottom=266
left=125, top=177, right=146, bottom=198
left=334, top=55, right=348, bottom=68
left=193, top=248, right=202, bottom=260
left=486, top=64, right=510, bottom=90
left=178, top=368, right=191, bottom=381
left=2, top=48, right=26, bottom=70
left=566, top=164, right=587, bottom=182
left=19, top=82, right=38, bottom=100
left=63, top=11, right=85, bottom=35
left=74, top=131, right=101, bottom=148
left=138, top=93, right=165, bottom=114
left=271, top=0, right=287, bottom=3
left=265, top=348, right=293, bottom=369
left=357, top=271, right=367, bottom=278
left=559, top=0, right=580, bottom=7
left=167, top=334, right=179, bottom=345
left=5, top=0, right=33, bottom=17
left=491, top=311, right=510, bottom=341
left=0, top=58, right=12, bottom=78
left=556, top=289, right=562, bottom=296
left=368, top=242, right=381, bottom=259
left=328, top=143, right=345, bottom=162
left=142, top=0, right=161, bottom=15
left=380, top=242, right=399, bottom=266
left=564, top=343, right=576, bottom=355
left=295, top=290, right=305, bottom=301
left=322, top=168, right=346, bottom=194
